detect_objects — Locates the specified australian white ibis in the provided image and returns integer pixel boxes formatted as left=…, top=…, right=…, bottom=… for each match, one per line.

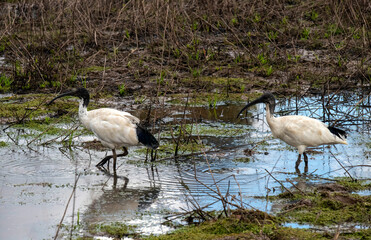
left=48, top=88, right=159, bottom=172
left=237, top=93, right=347, bottom=172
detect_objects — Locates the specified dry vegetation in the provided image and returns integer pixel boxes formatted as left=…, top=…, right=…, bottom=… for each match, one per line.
left=0, top=0, right=370, bottom=96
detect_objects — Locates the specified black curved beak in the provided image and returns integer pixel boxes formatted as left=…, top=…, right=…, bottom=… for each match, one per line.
left=236, top=104, right=251, bottom=118
left=47, top=90, right=77, bottom=105
left=236, top=96, right=266, bottom=118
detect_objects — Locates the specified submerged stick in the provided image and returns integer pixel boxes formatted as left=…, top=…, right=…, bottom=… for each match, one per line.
left=265, top=169, right=294, bottom=196
left=54, top=173, right=81, bottom=240
left=330, top=152, right=355, bottom=181
left=286, top=178, right=306, bottom=195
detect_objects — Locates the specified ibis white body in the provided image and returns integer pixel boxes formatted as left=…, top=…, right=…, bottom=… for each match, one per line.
left=265, top=108, right=347, bottom=155
left=48, top=88, right=159, bottom=171
left=238, top=93, right=347, bottom=172
left=79, top=105, right=141, bottom=150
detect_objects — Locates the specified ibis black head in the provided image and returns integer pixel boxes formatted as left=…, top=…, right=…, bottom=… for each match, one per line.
left=136, top=124, right=159, bottom=150
left=237, top=92, right=276, bottom=118
left=47, top=88, right=90, bottom=107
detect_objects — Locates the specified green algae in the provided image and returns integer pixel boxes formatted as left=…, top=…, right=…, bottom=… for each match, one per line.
left=134, top=140, right=211, bottom=160
left=160, top=123, right=248, bottom=139
left=89, top=222, right=137, bottom=239
left=187, top=123, right=247, bottom=137
left=13, top=121, right=71, bottom=136
left=0, top=141, right=8, bottom=147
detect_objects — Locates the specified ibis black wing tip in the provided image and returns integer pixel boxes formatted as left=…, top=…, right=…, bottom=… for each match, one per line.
left=328, top=126, right=348, bottom=140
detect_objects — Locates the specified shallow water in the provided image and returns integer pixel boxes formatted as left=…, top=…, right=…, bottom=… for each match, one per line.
left=0, top=92, right=370, bottom=239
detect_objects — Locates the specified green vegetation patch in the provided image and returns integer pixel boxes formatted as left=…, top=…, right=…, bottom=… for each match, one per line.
left=134, top=139, right=211, bottom=160
left=0, top=74, right=13, bottom=93
left=198, top=77, right=247, bottom=91
left=167, top=92, right=259, bottom=106
left=339, top=228, right=371, bottom=240
left=160, top=123, right=247, bottom=139
left=80, top=65, right=109, bottom=73
left=13, top=121, right=73, bottom=137
left=0, top=93, right=104, bottom=121
left=277, top=180, right=371, bottom=226
left=282, top=194, right=371, bottom=225
left=0, top=94, right=51, bottom=120
left=0, top=92, right=109, bottom=127
left=145, top=210, right=324, bottom=240
left=90, top=222, right=137, bottom=239
left=334, top=177, right=371, bottom=192
left=188, top=123, right=246, bottom=137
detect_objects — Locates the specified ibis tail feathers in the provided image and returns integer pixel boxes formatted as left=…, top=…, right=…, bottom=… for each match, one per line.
left=328, top=126, right=347, bottom=142
left=136, top=125, right=159, bottom=149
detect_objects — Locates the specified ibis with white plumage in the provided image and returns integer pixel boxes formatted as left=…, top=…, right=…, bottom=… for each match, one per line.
left=48, top=88, right=159, bottom=172
left=237, top=93, right=347, bottom=172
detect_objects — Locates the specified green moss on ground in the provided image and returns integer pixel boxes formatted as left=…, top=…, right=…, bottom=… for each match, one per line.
left=277, top=179, right=371, bottom=226
left=0, top=94, right=51, bottom=120
left=144, top=210, right=325, bottom=240
left=166, top=92, right=259, bottom=106
left=0, top=93, right=106, bottom=123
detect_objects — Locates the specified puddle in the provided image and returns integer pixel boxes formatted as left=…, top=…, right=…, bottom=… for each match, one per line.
left=283, top=222, right=369, bottom=231
left=0, top=92, right=370, bottom=239
left=283, top=222, right=312, bottom=229
left=356, top=189, right=371, bottom=196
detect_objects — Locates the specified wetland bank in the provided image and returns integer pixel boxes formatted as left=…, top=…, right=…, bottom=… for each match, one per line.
left=0, top=0, right=371, bottom=239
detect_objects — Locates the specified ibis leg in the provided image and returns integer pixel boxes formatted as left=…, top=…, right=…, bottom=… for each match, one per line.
left=303, top=152, right=308, bottom=173
left=122, top=147, right=128, bottom=156
left=112, top=149, right=117, bottom=173
left=96, top=155, right=112, bottom=167
left=96, top=147, right=128, bottom=168
left=295, top=154, right=302, bottom=169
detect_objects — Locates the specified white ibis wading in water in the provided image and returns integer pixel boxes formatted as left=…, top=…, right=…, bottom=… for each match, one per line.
left=48, top=88, right=159, bottom=172
left=237, top=93, right=347, bottom=172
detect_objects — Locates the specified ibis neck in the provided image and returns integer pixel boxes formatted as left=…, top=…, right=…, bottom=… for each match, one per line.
left=265, top=103, right=276, bottom=126
left=78, top=99, right=88, bottom=123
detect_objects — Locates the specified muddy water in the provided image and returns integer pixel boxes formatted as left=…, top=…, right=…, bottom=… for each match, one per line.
left=0, top=92, right=370, bottom=239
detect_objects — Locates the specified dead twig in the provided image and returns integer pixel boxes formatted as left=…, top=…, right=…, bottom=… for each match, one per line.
left=286, top=178, right=306, bottom=195
left=54, top=173, right=81, bottom=240
left=330, top=152, right=355, bottom=181
left=265, top=169, right=294, bottom=196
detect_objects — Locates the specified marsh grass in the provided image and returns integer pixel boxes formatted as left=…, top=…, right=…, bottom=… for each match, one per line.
left=0, top=0, right=369, bottom=95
